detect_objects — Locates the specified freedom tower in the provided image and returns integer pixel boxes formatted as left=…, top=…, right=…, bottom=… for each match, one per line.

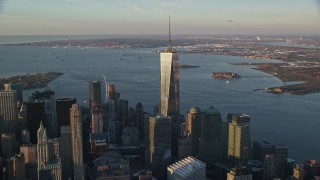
left=160, top=17, right=180, bottom=117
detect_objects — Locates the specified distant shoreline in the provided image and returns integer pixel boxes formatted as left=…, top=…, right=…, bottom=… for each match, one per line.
left=233, top=62, right=320, bottom=95
left=0, top=72, right=64, bottom=90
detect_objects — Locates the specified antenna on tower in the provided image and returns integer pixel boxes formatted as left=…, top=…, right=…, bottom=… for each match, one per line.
left=169, top=16, right=171, bottom=48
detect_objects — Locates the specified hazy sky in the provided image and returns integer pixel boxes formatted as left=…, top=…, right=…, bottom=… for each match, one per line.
left=0, top=0, right=320, bottom=35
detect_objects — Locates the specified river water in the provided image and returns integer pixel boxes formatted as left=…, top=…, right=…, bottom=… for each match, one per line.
left=0, top=44, right=319, bottom=162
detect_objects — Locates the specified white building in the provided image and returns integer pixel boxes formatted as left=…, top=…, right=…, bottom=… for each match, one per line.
left=167, top=156, right=206, bottom=180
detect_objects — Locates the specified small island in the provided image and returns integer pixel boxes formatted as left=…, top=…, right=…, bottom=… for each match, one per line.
left=180, top=64, right=200, bottom=69
left=0, top=72, right=64, bottom=89
left=212, top=72, right=241, bottom=79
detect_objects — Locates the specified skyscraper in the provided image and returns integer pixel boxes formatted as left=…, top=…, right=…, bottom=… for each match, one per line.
left=186, top=107, right=202, bottom=156
left=56, top=98, right=76, bottom=137
left=227, top=113, right=251, bottom=167
left=91, top=106, right=103, bottom=134
left=30, top=90, right=57, bottom=138
left=60, top=126, right=73, bottom=180
left=0, top=90, right=18, bottom=134
left=70, top=104, right=85, bottom=180
left=135, top=102, right=143, bottom=123
left=160, top=17, right=179, bottom=117
left=1, top=133, right=16, bottom=159
left=5, top=153, right=26, bottom=180
left=26, top=101, right=46, bottom=144
left=145, top=114, right=172, bottom=179
left=37, top=122, right=62, bottom=180
left=198, top=106, right=223, bottom=166
left=88, top=80, right=101, bottom=108
left=107, top=84, right=116, bottom=100
left=4, top=83, right=23, bottom=102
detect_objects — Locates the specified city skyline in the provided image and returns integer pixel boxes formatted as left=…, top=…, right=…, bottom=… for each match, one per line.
left=0, top=0, right=320, bottom=35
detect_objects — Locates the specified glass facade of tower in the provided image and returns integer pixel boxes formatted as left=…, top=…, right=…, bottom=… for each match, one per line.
left=160, top=52, right=180, bottom=116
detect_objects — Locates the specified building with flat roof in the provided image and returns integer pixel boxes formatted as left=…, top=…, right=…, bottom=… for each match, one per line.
left=89, top=80, right=101, bottom=109
left=0, top=90, right=18, bottom=134
left=20, top=144, right=37, bottom=164
left=70, top=104, right=85, bottom=180
left=5, top=153, right=26, bottom=180
left=186, top=107, right=201, bottom=156
left=87, top=151, right=129, bottom=180
left=199, top=106, right=223, bottom=167
left=167, top=156, right=206, bottom=180
left=4, top=83, right=23, bottom=102
left=56, top=98, right=76, bottom=136
left=227, top=113, right=251, bottom=167
left=26, top=100, right=45, bottom=144
left=2, top=133, right=16, bottom=159
left=145, top=114, right=172, bottom=179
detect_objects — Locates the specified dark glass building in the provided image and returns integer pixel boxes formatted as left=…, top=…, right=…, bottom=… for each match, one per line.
left=56, top=98, right=76, bottom=137
left=26, top=101, right=45, bottom=144
left=88, top=81, right=101, bottom=109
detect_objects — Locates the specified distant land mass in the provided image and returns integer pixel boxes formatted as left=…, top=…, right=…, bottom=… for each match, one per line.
left=180, top=64, right=200, bottom=68
left=2, top=35, right=320, bottom=94
left=0, top=72, right=63, bottom=89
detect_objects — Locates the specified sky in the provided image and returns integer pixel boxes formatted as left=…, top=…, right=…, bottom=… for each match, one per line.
left=0, top=0, right=320, bottom=35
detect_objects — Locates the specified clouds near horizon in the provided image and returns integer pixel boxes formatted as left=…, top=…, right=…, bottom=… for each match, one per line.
left=0, top=0, right=319, bottom=35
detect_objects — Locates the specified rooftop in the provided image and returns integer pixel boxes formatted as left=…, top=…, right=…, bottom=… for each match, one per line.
left=167, top=156, right=206, bottom=177
left=203, top=106, right=220, bottom=114
left=188, top=107, right=201, bottom=114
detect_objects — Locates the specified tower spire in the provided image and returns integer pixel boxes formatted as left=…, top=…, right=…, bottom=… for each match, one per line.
left=169, top=16, right=171, bottom=48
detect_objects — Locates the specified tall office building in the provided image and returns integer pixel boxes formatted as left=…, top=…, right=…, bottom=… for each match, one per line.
left=2, top=133, right=16, bottom=159
left=198, top=106, right=223, bottom=166
left=30, top=90, right=57, bottom=138
left=186, top=107, right=202, bottom=156
left=89, top=80, right=101, bottom=108
left=120, top=99, right=129, bottom=126
left=91, top=106, right=104, bottom=134
left=20, top=144, right=37, bottom=164
left=5, top=153, right=26, bottom=180
left=135, top=103, right=144, bottom=133
left=45, top=92, right=58, bottom=138
left=107, top=84, right=116, bottom=100
left=227, top=113, right=251, bottom=167
left=167, top=156, right=206, bottom=180
left=0, top=90, right=18, bottom=134
left=90, top=105, right=107, bottom=155
left=60, top=126, right=73, bottom=180
left=264, top=154, right=275, bottom=179
left=160, top=18, right=179, bottom=117
left=70, top=104, right=85, bottom=180
left=273, top=144, right=288, bottom=178
left=4, top=83, right=23, bottom=102
left=47, top=138, right=60, bottom=160
left=100, top=101, right=112, bottom=132
left=26, top=101, right=46, bottom=144
left=37, top=122, right=62, bottom=180
left=252, top=140, right=274, bottom=162
left=145, top=114, right=172, bottom=179
left=56, top=98, right=76, bottom=137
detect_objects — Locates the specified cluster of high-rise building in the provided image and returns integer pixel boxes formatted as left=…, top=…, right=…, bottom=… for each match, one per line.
left=0, top=22, right=319, bottom=180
